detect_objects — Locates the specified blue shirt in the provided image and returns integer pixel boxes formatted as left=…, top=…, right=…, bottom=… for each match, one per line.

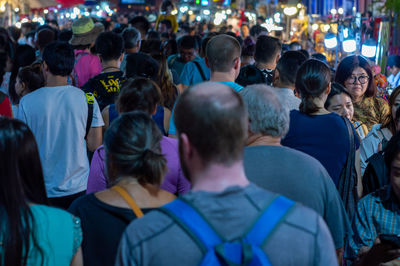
left=345, top=186, right=400, bottom=260
left=168, top=81, right=244, bottom=135
left=180, top=58, right=210, bottom=86
left=282, top=110, right=360, bottom=186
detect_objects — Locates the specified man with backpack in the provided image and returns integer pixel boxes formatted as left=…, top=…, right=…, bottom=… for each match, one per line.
left=17, top=41, right=103, bottom=209
left=116, top=82, right=337, bottom=265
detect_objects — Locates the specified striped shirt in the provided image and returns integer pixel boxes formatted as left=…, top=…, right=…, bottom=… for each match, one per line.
left=346, top=186, right=400, bottom=260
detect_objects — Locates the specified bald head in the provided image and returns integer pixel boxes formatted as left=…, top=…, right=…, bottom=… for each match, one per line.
left=206, top=34, right=241, bottom=73
left=174, top=82, right=248, bottom=165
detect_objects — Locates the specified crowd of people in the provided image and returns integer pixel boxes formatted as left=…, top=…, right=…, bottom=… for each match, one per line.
left=1, top=1, right=400, bottom=265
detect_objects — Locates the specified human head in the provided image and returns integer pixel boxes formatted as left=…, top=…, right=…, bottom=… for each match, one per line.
left=36, top=28, right=55, bottom=51
left=95, top=31, right=124, bottom=64
left=250, top=25, right=268, bottom=39
left=125, top=53, right=159, bottom=80
left=200, top=32, right=218, bottom=58
left=241, top=24, right=250, bottom=38
left=296, top=59, right=331, bottom=114
left=42, top=41, right=75, bottom=77
left=21, top=22, right=35, bottom=36
left=159, top=19, right=172, bottom=34
left=58, top=29, right=73, bottom=42
left=129, top=16, right=150, bottom=40
left=69, top=17, right=104, bottom=46
left=13, top=45, right=36, bottom=73
left=122, top=27, right=141, bottom=52
left=7, top=26, right=21, bottom=43
left=311, top=53, right=328, bottom=63
left=335, top=55, right=376, bottom=101
left=206, top=34, right=241, bottom=76
left=388, top=55, right=400, bottom=76
left=255, top=35, right=281, bottom=67
left=161, top=0, right=174, bottom=13
left=381, top=86, right=400, bottom=135
left=104, top=111, right=166, bottom=185
left=146, top=30, right=161, bottom=41
left=174, top=82, right=248, bottom=178
left=116, top=77, right=162, bottom=114
left=16, top=64, right=45, bottom=99
left=324, top=82, right=354, bottom=120
left=177, top=35, right=198, bottom=63
left=273, top=50, right=307, bottom=88
left=289, top=41, right=302, bottom=51
left=241, top=84, right=289, bottom=140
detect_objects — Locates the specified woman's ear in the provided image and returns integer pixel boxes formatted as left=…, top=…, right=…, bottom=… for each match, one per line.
left=326, top=82, right=332, bottom=95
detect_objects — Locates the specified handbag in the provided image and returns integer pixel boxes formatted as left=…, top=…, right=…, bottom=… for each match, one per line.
left=337, top=117, right=358, bottom=221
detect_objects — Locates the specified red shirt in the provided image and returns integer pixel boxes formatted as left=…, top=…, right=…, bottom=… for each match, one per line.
left=0, top=95, right=12, bottom=117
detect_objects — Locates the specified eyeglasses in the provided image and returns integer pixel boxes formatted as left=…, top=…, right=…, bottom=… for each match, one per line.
left=347, top=75, right=369, bottom=84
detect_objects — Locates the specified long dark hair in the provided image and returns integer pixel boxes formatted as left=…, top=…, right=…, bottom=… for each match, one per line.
left=296, top=59, right=331, bottom=114
left=157, top=42, right=178, bottom=110
left=335, top=55, right=377, bottom=98
left=0, top=117, right=48, bottom=266
left=104, top=111, right=166, bottom=185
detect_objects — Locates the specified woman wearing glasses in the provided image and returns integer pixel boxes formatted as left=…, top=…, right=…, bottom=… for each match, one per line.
left=335, top=55, right=389, bottom=132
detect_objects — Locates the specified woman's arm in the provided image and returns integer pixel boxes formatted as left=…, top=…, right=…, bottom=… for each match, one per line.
left=70, top=247, right=83, bottom=266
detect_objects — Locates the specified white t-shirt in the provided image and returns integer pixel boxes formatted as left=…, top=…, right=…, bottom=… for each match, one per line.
left=17, top=85, right=104, bottom=197
left=388, top=72, right=400, bottom=89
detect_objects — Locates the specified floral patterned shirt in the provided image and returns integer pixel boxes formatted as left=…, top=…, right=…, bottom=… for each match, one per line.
left=353, top=96, right=389, bottom=132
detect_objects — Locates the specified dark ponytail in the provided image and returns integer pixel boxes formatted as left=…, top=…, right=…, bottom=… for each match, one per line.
left=296, top=59, right=331, bottom=114
left=104, top=111, right=167, bottom=185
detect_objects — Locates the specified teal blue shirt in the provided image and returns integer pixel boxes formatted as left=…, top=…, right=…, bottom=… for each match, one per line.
left=168, top=81, right=244, bottom=135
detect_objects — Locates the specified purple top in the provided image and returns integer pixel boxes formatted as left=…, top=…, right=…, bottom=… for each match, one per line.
left=86, top=136, right=191, bottom=194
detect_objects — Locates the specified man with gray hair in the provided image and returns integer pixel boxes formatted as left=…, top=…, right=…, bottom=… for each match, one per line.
left=241, top=84, right=351, bottom=261
left=120, top=27, right=141, bottom=73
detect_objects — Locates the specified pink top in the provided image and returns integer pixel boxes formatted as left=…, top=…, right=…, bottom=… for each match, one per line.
left=86, top=137, right=191, bottom=195
left=73, top=50, right=102, bottom=88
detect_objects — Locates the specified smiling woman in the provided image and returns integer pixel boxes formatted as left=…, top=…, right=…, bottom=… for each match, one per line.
left=335, top=55, right=389, bottom=131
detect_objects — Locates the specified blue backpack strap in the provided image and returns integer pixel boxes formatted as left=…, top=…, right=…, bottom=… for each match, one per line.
left=245, top=196, right=295, bottom=246
left=161, top=198, right=222, bottom=254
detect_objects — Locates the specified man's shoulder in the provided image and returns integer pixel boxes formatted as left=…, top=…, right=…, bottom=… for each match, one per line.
left=123, top=209, right=175, bottom=248
left=245, top=145, right=327, bottom=172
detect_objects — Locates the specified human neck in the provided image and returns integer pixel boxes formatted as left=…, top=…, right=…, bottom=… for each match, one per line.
left=353, top=95, right=363, bottom=104
left=102, top=60, right=120, bottom=73
left=210, top=72, right=236, bottom=83
left=191, top=161, right=249, bottom=193
left=125, top=48, right=138, bottom=54
left=275, top=81, right=295, bottom=91
left=255, top=61, right=274, bottom=70
left=45, top=75, right=68, bottom=87
left=247, top=134, right=281, bottom=147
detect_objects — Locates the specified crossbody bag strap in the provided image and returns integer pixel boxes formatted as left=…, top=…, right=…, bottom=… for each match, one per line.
left=84, top=93, right=94, bottom=139
left=111, top=185, right=144, bottom=218
left=193, top=60, right=207, bottom=81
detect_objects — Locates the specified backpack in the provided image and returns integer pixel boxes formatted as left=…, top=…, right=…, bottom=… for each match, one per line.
left=236, top=65, right=267, bottom=87
left=84, top=92, right=94, bottom=139
left=362, top=151, right=389, bottom=197
left=337, top=117, right=358, bottom=221
left=160, top=195, right=295, bottom=266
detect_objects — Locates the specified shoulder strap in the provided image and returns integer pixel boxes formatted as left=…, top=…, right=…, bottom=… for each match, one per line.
left=0, top=91, right=6, bottom=103
left=193, top=60, right=207, bottom=81
left=85, top=93, right=94, bottom=139
left=245, top=196, right=295, bottom=246
left=111, top=185, right=144, bottom=218
left=161, top=198, right=222, bottom=254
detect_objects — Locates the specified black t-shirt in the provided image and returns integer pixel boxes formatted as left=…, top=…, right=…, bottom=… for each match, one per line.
left=68, top=193, right=153, bottom=266
left=82, top=71, right=125, bottom=111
